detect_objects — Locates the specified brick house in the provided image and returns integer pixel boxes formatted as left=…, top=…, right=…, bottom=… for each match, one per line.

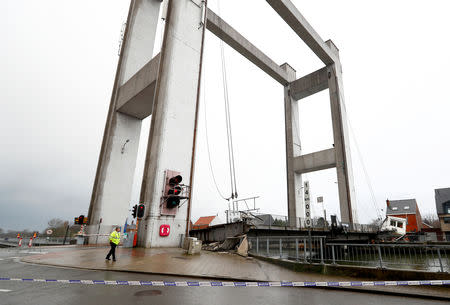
left=435, top=187, right=450, bottom=240
left=385, top=199, right=422, bottom=233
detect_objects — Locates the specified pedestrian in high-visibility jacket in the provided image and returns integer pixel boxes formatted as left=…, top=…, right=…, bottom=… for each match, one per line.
left=106, top=227, right=121, bottom=262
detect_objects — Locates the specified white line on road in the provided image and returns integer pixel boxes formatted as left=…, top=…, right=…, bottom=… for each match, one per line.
left=0, top=289, right=12, bottom=292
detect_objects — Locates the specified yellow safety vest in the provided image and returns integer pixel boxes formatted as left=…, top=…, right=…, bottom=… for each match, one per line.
left=109, top=231, right=120, bottom=245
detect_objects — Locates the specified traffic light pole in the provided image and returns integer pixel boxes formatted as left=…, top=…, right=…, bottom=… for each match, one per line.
left=62, top=224, right=70, bottom=246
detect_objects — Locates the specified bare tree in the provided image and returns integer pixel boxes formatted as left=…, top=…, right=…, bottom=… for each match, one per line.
left=369, top=217, right=384, bottom=228
left=43, top=218, right=67, bottom=237
left=422, top=213, right=440, bottom=228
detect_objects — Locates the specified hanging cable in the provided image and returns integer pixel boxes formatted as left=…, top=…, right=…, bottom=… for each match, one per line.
left=202, top=61, right=228, bottom=200
left=218, top=0, right=238, bottom=199
left=335, top=68, right=382, bottom=221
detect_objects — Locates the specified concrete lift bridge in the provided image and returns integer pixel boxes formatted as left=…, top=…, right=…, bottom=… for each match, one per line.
left=87, top=0, right=357, bottom=248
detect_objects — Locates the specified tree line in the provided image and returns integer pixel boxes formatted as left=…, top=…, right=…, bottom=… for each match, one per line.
left=0, top=218, right=81, bottom=239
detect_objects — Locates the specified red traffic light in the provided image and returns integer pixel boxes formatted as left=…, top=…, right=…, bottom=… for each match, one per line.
left=137, top=204, right=145, bottom=218
left=168, top=186, right=181, bottom=196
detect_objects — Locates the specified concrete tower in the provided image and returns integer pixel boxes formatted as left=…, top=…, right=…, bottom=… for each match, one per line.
left=88, top=0, right=357, bottom=248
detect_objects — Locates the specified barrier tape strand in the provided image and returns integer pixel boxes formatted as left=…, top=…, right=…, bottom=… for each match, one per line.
left=0, top=278, right=449, bottom=287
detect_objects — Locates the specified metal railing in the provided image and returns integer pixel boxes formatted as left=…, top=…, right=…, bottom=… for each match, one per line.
left=248, top=236, right=450, bottom=273
left=248, top=213, right=378, bottom=233
left=325, top=243, right=450, bottom=273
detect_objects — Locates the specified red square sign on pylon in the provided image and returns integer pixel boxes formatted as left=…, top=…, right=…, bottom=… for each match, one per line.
left=159, top=225, right=170, bottom=237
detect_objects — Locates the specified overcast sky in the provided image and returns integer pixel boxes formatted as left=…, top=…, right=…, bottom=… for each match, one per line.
left=1, top=0, right=449, bottom=231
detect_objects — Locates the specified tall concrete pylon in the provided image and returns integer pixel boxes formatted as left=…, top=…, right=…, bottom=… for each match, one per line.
left=88, top=0, right=207, bottom=247
left=88, top=0, right=358, bottom=247
left=87, top=0, right=163, bottom=243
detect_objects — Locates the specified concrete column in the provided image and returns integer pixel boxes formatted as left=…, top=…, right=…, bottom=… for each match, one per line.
left=137, top=0, right=205, bottom=247
left=326, top=40, right=357, bottom=224
left=281, top=63, right=303, bottom=228
left=87, top=0, right=161, bottom=242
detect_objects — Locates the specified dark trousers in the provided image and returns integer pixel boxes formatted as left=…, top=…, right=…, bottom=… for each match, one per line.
left=106, top=242, right=117, bottom=260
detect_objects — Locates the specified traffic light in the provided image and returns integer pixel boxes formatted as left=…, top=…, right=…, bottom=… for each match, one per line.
left=132, top=204, right=138, bottom=218
left=137, top=204, right=145, bottom=218
left=78, top=215, right=85, bottom=225
left=74, top=217, right=79, bottom=224
left=166, top=175, right=182, bottom=209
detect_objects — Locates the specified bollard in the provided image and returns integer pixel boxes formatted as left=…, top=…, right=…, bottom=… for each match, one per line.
left=266, top=238, right=269, bottom=256
left=295, top=238, right=299, bottom=261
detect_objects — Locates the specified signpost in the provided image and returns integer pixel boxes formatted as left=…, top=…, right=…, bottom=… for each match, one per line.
left=317, top=196, right=327, bottom=229
left=304, top=181, right=311, bottom=227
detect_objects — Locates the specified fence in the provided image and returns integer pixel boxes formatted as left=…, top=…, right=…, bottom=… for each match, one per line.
left=248, top=236, right=450, bottom=273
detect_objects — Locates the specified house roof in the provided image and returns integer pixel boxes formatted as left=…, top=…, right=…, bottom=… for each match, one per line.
left=194, top=216, right=216, bottom=226
left=386, top=199, right=417, bottom=215
left=435, top=188, right=450, bottom=214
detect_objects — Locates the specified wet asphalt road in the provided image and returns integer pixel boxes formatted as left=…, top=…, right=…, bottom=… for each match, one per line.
left=0, top=248, right=448, bottom=305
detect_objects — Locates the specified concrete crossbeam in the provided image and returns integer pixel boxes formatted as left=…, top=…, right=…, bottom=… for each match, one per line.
left=293, top=148, right=336, bottom=174
left=116, top=53, right=160, bottom=119
left=266, top=0, right=338, bottom=65
left=290, top=67, right=328, bottom=100
left=206, top=9, right=289, bottom=85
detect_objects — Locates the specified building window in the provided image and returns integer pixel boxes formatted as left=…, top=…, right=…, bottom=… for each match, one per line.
left=392, top=207, right=398, bottom=211
left=444, top=202, right=450, bottom=214
left=397, top=222, right=403, bottom=228
left=403, top=206, right=410, bottom=210
left=444, top=217, right=450, bottom=224
left=390, top=220, right=396, bottom=226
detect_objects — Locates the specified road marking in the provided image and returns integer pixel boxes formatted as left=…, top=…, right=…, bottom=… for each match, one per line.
left=0, top=289, right=12, bottom=292
left=0, top=278, right=448, bottom=287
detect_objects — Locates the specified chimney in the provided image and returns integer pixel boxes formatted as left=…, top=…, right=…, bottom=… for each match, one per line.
left=386, top=199, right=390, bottom=207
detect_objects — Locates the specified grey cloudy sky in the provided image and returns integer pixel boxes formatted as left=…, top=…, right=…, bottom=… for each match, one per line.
left=1, top=0, right=449, bottom=231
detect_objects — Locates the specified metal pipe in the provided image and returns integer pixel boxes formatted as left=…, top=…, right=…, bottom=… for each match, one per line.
left=437, top=248, right=444, bottom=273
left=377, top=245, right=383, bottom=269
left=320, top=238, right=324, bottom=264
left=256, top=236, right=259, bottom=254
left=279, top=238, right=282, bottom=258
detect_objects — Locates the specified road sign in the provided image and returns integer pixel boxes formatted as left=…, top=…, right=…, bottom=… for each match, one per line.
left=46, top=229, right=53, bottom=235
left=317, top=196, right=323, bottom=203
left=304, top=181, right=311, bottom=227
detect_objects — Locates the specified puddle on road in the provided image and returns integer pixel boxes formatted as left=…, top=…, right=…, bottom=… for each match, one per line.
left=134, top=289, right=162, bottom=296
